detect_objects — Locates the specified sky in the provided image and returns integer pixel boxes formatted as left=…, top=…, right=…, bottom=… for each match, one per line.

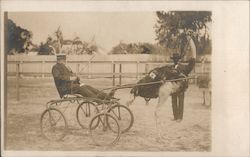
left=8, top=12, right=157, bottom=52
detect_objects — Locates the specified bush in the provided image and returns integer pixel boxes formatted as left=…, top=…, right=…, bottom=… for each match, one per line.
left=109, top=42, right=166, bottom=55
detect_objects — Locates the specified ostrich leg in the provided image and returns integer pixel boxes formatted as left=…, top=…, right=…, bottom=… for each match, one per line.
left=155, top=82, right=173, bottom=141
left=126, top=94, right=136, bottom=107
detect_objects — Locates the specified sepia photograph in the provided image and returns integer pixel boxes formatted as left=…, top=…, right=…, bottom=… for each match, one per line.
left=1, top=1, right=249, bottom=157
left=4, top=11, right=212, bottom=151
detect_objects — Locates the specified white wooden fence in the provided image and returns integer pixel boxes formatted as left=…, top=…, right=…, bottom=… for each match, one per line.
left=7, top=54, right=211, bottom=100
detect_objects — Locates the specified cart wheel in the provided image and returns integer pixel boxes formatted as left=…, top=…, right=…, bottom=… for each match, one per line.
left=40, top=108, right=67, bottom=141
left=108, top=104, right=134, bottom=133
left=89, top=113, right=120, bottom=146
left=76, top=101, right=99, bottom=129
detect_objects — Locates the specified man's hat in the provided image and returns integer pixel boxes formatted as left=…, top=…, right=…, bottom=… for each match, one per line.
left=170, top=52, right=181, bottom=60
left=56, top=54, right=66, bottom=60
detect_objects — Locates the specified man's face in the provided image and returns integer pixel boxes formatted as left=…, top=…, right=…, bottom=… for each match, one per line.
left=173, top=58, right=179, bottom=64
left=186, top=35, right=191, bottom=40
left=57, top=59, right=66, bottom=64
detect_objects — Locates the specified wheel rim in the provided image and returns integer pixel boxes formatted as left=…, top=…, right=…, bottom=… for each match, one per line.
left=40, top=108, right=67, bottom=141
left=89, top=113, right=120, bottom=146
left=76, top=101, right=99, bottom=129
left=108, top=104, right=134, bottom=133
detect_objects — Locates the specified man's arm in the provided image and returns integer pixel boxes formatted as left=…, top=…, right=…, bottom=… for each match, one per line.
left=52, top=66, right=72, bottom=83
left=52, top=66, right=61, bottom=79
left=66, top=65, right=75, bottom=76
left=66, top=67, right=80, bottom=84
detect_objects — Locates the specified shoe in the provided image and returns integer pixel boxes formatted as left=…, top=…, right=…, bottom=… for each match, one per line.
left=171, top=118, right=178, bottom=121
left=176, top=119, right=182, bottom=123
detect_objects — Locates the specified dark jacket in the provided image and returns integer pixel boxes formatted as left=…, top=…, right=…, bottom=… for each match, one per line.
left=173, top=58, right=196, bottom=76
left=172, top=58, right=196, bottom=93
left=52, top=63, right=75, bottom=98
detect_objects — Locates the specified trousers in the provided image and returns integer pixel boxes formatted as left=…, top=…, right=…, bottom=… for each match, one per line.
left=71, top=84, right=111, bottom=100
left=171, top=91, right=185, bottom=120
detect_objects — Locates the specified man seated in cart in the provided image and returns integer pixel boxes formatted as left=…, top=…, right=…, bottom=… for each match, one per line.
left=52, top=54, right=113, bottom=100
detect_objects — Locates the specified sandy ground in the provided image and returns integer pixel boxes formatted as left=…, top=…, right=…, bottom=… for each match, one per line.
left=5, top=78, right=211, bottom=151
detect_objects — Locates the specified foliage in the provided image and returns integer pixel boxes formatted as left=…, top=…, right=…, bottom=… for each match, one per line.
left=7, top=19, right=33, bottom=54
left=155, top=11, right=212, bottom=55
left=38, top=42, right=55, bottom=55
left=109, top=42, right=166, bottom=55
left=37, top=35, right=99, bottom=55
left=64, top=38, right=99, bottom=55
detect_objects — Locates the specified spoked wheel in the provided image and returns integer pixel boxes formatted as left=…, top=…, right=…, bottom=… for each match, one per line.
left=40, top=108, right=67, bottom=141
left=76, top=101, right=99, bottom=129
left=108, top=103, right=134, bottom=133
left=89, top=113, right=120, bottom=146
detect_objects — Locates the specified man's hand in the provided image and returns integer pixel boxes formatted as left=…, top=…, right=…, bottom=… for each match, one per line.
left=75, top=76, right=80, bottom=82
left=71, top=76, right=81, bottom=85
left=70, top=76, right=77, bottom=81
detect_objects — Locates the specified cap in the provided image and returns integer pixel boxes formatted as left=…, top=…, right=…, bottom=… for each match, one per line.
left=56, top=54, right=66, bottom=60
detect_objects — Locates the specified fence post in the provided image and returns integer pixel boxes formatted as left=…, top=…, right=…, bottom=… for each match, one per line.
left=194, top=62, right=197, bottom=85
left=88, top=61, right=91, bottom=79
left=119, top=63, right=122, bottom=86
left=19, top=60, right=23, bottom=78
left=76, top=63, right=80, bottom=75
left=42, top=59, right=45, bottom=78
left=136, top=61, right=139, bottom=80
left=145, top=63, right=149, bottom=74
left=112, top=62, right=115, bottom=86
left=16, top=63, right=20, bottom=101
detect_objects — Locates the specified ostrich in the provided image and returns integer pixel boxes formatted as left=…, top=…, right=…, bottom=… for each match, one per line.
left=127, top=34, right=197, bottom=141
left=127, top=64, right=191, bottom=140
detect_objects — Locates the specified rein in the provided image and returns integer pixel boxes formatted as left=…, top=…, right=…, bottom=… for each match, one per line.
left=102, top=76, right=196, bottom=91
left=76, top=54, right=96, bottom=76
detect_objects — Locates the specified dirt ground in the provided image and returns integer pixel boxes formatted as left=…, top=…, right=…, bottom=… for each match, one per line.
left=5, top=78, right=211, bottom=151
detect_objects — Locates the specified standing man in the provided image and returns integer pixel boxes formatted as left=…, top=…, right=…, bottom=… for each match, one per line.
left=171, top=32, right=196, bottom=122
left=52, top=54, right=112, bottom=100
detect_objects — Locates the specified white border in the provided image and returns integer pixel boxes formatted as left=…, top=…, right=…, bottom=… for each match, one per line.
left=1, top=5, right=6, bottom=157
left=1, top=1, right=216, bottom=12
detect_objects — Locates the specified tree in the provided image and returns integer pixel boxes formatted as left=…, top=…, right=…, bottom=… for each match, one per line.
left=155, top=11, right=212, bottom=55
left=38, top=42, right=55, bottom=55
left=7, top=19, right=33, bottom=54
left=109, top=42, right=165, bottom=55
